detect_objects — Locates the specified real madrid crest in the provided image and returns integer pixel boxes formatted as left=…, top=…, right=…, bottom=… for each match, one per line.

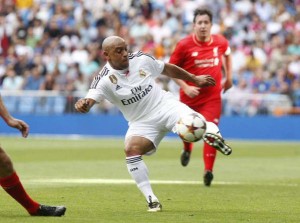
left=139, top=69, right=147, bottom=78
left=109, top=74, right=118, bottom=84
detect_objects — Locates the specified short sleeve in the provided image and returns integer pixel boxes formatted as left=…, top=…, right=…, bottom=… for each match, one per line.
left=219, top=35, right=230, bottom=55
left=169, top=41, right=185, bottom=66
left=152, top=59, right=165, bottom=76
left=141, top=54, right=165, bottom=78
left=224, top=46, right=231, bottom=56
left=85, top=88, right=104, bottom=103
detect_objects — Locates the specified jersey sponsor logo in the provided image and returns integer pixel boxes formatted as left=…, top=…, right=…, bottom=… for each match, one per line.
left=131, top=86, right=142, bottom=95
left=194, top=47, right=220, bottom=67
left=195, top=58, right=218, bottom=67
left=121, top=85, right=153, bottom=105
left=109, top=75, right=118, bottom=84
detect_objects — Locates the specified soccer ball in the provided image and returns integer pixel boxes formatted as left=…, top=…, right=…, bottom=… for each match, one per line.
left=176, top=113, right=206, bottom=142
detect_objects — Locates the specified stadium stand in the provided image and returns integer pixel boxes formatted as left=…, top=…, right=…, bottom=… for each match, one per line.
left=0, top=0, right=299, bottom=116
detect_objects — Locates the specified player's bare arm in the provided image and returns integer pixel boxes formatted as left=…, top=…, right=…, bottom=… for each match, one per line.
left=75, top=98, right=96, bottom=113
left=162, top=63, right=216, bottom=88
left=0, top=96, right=29, bottom=138
left=172, top=78, right=200, bottom=98
left=222, top=54, right=233, bottom=93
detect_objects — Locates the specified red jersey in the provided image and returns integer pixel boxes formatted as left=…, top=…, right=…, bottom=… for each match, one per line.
left=169, top=34, right=230, bottom=106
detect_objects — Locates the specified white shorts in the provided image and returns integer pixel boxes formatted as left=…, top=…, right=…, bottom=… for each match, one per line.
left=125, top=92, right=203, bottom=155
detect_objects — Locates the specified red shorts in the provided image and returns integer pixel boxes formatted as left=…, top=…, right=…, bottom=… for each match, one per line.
left=183, top=99, right=222, bottom=124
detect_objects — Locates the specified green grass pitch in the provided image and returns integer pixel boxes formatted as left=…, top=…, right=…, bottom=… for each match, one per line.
left=0, top=136, right=299, bottom=223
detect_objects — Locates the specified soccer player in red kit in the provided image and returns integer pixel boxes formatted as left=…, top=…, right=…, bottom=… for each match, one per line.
left=169, top=8, right=233, bottom=186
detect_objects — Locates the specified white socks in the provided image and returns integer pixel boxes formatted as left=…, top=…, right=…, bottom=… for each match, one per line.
left=126, top=155, right=158, bottom=203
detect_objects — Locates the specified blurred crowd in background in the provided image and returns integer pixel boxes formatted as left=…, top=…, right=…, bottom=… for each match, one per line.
left=0, top=0, right=299, bottom=115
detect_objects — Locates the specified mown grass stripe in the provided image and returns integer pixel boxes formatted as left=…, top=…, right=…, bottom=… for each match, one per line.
left=26, top=178, right=298, bottom=187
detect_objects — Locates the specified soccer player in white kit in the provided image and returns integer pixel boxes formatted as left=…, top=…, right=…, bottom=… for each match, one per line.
left=75, top=36, right=232, bottom=212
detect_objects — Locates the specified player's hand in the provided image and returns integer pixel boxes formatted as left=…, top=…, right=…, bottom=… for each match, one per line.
left=222, top=78, right=233, bottom=93
left=6, top=118, right=29, bottom=138
left=182, top=85, right=200, bottom=98
left=194, top=75, right=216, bottom=87
left=75, top=98, right=92, bottom=113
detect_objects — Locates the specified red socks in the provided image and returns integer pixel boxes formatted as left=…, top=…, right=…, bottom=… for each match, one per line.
left=183, top=141, right=193, bottom=152
left=203, top=142, right=217, bottom=171
left=0, top=172, right=39, bottom=214
left=184, top=141, right=216, bottom=172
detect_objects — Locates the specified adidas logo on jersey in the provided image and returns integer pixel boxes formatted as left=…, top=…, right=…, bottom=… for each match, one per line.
left=116, top=85, right=122, bottom=90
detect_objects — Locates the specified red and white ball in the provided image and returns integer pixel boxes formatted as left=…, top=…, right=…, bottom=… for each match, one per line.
left=176, top=113, right=206, bottom=142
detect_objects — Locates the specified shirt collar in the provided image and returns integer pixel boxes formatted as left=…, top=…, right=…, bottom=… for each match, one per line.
left=106, top=62, right=129, bottom=76
left=192, top=34, right=213, bottom=46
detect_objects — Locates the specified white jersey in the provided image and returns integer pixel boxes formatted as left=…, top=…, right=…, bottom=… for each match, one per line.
left=86, top=51, right=167, bottom=122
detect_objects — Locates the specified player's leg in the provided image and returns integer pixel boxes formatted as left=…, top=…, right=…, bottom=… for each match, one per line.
left=0, top=146, right=40, bottom=214
left=203, top=122, right=232, bottom=156
left=202, top=122, right=232, bottom=186
left=195, top=101, right=221, bottom=186
left=166, top=97, right=203, bottom=167
left=180, top=141, right=194, bottom=166
left=178, top=99, right=194, bottom=166
left=124, top=131, right=162, bottom=212
left=202, top=141, right=217, bottom=186
left=0, top=146, right=66, bottom=216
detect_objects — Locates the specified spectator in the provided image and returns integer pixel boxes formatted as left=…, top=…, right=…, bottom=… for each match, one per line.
left=0, top=0, right=298, bottom=115
left=39, top=72, right=59, bottom=91
left=2, top=65, right=23, bottom=90
left=22, top=64, right=44, bottom=90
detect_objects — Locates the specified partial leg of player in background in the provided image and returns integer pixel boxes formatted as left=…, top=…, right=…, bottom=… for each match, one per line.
left=199, top=102, right=221, bottom=187
left=0, top=147, right=66, bottom=216
left=203, top=135, right=217, bottom=186
left=180, top=102, right=222, bottom=186
left=180, top=141, right=194, bottom=166
left=180, top=132, right=217, bottom=186
left=0, top=95, right=66, bottom=216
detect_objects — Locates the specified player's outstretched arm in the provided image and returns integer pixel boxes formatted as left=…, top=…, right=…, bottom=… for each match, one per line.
left=0, top=95, right=29, bottom=138
left=172, top=78, right=200, bottom=98
left=74, top=98, right=96, bottom=113
left=162, top=63, right=215, bottom=88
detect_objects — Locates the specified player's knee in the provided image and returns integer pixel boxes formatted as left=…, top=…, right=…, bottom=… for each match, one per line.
left=124, top=144, right=142, bottom=157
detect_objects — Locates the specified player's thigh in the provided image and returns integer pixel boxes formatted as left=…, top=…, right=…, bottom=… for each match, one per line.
left=124, top=135, right=155, bottom=155
left=125, top=121, right=167, bottom=154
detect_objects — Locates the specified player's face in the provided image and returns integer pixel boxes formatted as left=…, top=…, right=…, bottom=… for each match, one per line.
left=107, top=42, right=129, bottom=70
left=193, top=14, right=212, bottom=41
